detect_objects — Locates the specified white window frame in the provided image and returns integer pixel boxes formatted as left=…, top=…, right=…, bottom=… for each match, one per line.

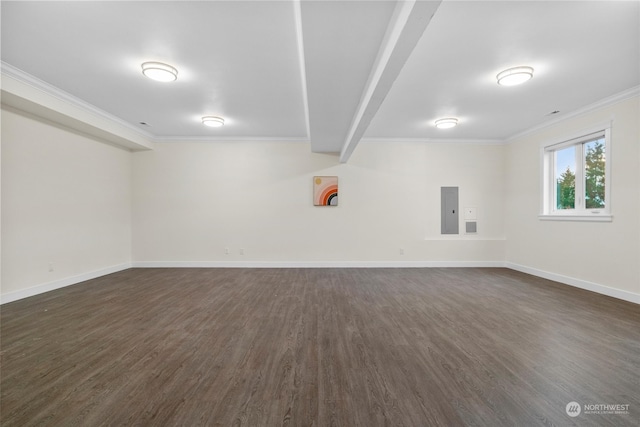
left=539, top=122, right=612, bottom=222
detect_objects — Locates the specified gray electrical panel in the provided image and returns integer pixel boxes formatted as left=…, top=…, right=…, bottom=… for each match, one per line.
left=441, top=187, right=459, bottom=234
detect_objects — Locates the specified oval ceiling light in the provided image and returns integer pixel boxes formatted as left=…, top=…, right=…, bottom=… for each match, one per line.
left=496, top=66, right=534, bottom=86
left=202, top=116, right=225, bottom=127
left=435, top=118, right=458, bottom=129
left=141, top=62, right=178, bottom=82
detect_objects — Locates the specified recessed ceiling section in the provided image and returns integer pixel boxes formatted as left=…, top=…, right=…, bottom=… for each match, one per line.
left=1, top=1, right=638, bottom=156
left=299, top=0, right=398, bottom=153
left=1, top=1, right=308, bottom=139
left=364, top=0, right=639, bottom=141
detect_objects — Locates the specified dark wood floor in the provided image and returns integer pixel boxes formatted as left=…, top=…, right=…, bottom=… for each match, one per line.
left=1, top=268, right=638, bottom=426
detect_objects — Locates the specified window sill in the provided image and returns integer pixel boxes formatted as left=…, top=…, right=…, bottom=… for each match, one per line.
left=538, top=214, right=612, bottom=222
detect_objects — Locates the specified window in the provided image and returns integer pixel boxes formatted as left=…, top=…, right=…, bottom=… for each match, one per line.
left=540, top=125, right=612, bottom=221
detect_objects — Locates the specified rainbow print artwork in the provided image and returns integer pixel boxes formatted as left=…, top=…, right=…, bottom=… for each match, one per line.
left=313, top=176, right=338, bottom=206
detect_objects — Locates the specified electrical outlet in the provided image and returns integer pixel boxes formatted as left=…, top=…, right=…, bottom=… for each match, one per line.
left=48, top=262, right=54, bottom=272
left=239, top=248, right=245, bottom=255
left=224, top=248, right=230, bottom=255
left=399, top=248, right=405, bottom=255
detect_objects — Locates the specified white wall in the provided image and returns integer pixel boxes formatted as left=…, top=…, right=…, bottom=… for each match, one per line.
left=1, top=107, right=132, bottom=301
left=3, top=93, right=638, bottom=304
left=132, top=141, right=505, bottom=265
left=505, top=96, right=640, bottom=299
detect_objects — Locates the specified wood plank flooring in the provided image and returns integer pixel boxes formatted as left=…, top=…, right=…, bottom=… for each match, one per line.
left=1, top=268, right=639, bottom=426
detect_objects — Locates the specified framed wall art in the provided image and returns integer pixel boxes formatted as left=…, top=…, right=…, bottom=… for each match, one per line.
left=313, top=176, right=338, bottom=206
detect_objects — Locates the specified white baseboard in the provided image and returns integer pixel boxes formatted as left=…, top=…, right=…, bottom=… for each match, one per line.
left=132, top=260, right=506, bottom=269
left=505, top=262, right=640, bottom=305
left=4, top=261, right=636, bottom=306
left=0, top=263, right=132, bottom=305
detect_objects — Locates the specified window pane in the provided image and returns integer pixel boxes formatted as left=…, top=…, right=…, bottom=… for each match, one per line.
left=555, top=146, right=576, bottom=209
left=584, top=138, right=606, bottom=209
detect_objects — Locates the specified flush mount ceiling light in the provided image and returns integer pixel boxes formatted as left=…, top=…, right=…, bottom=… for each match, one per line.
left=202, top=116, right=225, bottom=127
left=141, top=62, right=178, bottom=82
left=496, top=66, right=534, bottom=86
left=435, top=118, right=458, bottom=129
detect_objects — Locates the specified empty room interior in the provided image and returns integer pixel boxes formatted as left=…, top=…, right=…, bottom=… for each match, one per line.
left=1, top=1, right=639, bottom=426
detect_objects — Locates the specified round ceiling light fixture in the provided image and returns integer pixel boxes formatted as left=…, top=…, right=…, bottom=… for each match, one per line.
left=141, top=62, right=178, bottom=82
left=496, top=66, right=534, bottom=86
left=202, top=116, right=225, bottom=127
left=435, top=118, right=458, bottom=129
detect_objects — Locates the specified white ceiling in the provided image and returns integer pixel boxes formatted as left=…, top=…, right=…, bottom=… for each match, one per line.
left=2, top=1, right=638, bottom=161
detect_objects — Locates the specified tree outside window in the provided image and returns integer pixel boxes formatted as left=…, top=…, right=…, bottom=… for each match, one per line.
left=543, top=129, right=610, bottom=220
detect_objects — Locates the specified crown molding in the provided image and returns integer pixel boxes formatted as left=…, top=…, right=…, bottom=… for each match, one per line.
left=1, top=62, right=154, bottom=151
left=360, top=137, right=505, bottom=145
left=506, top=85, right=640, bottom=143
left=1, top=63, right=311, bottom=147
left=153, top=136, right=310, bottom=143
left=2, top=62, right=153, bottom=140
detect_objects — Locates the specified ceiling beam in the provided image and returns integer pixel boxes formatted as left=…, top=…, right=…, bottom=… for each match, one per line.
left=301, top=1, right=405, bottom=154
left=1, top=62, right=154, bottom=151
left=293, top=0, right=311, bottom=142
left=339, top=0, right=441, bottom=163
